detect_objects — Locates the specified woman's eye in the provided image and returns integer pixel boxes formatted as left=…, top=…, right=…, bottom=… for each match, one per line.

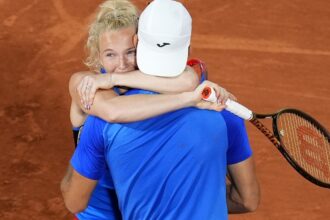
left=127, top=50, right=136, bottom=55
left=106, top=53, right=115, bottom=57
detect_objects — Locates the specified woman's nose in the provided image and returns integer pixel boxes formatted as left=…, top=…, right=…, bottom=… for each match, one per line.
left=117, top=56, right=128, bottom=70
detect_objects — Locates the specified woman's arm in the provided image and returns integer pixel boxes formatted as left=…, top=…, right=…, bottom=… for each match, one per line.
left=112, top=66, right=199, bottom=93
left=69, top=72, right=225, bottom=123
left=70, top=100, right=87, bottom=128
left=76, top=67, right=199, bottom=108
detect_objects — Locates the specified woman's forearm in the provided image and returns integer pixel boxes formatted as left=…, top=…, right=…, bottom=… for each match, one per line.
left=70, top=71, right=197, bottom=123
left=88, top=91, right=198, bottom=123
left=70, top=71, right=221, bottom=124
left=112, top=66, right=199, bottom=94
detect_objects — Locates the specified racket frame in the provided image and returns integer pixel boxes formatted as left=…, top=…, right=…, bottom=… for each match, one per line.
left=254, top=109, right=330, bottom=188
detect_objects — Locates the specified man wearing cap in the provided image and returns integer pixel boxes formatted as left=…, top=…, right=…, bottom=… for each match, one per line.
left=137, top=0, right=192, bottom=76
left=62, top=0, right=259, bottom=219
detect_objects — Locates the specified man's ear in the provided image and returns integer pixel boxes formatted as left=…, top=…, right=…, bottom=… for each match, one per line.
left=133, top=34, right=138, bottom=48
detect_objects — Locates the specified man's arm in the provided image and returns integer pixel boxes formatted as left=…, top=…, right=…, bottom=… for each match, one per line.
left=61, top=165, right=97, bottom=213
left=61, top=115, right=107, bottom=214
left=226, top=157, right=260, bottom=213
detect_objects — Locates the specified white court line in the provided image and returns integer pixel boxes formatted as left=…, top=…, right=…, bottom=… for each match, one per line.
left=226, top=84, right=330, bottom=101
left=192, top=34, right=330, bottom=56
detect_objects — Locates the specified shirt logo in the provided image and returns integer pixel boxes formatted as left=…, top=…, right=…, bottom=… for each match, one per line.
left=157, top=43, right=170, bottom=48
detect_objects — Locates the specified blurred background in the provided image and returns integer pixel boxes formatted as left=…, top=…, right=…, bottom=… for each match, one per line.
left=0, top=0, right=329, bottom=219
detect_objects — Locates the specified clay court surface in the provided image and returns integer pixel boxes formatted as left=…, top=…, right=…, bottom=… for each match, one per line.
left=0, top=0, right=329, bottom=219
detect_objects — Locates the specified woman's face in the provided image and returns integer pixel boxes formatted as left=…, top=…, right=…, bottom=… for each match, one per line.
left=99, top=26, right=137, bottom=73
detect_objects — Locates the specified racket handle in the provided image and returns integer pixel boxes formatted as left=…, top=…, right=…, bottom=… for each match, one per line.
left=225, top=99, right=253, bottom=120
left=202, top=87, right=253, bottom=120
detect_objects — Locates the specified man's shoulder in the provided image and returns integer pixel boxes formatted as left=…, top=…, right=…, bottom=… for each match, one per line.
left=82, top=115, right=108, bottom=134
left=180, top=108, right=222, bottom=119
left=85, top=115, right=107, bottom=124
left=168, top=108, right=225, bottom=130
left=220, top=110, right=245, bottom=128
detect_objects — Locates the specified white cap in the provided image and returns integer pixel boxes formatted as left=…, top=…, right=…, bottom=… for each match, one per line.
left=137, top=0, right=192, bottom=77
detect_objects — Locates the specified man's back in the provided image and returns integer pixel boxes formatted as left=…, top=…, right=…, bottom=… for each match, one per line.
left=104, top=108, right=229, bottom=220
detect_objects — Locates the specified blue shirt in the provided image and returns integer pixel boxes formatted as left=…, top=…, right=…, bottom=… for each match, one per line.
left=72, top=108, right=228, bottom=220
left=76, top=183, right=121, bottom=220
left=72, top=90, right=252, bottom=219
left=72, top=89, right=252, bottom=219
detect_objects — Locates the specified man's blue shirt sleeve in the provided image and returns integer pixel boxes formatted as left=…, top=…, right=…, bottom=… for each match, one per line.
left=70, top=115, right=107, bottom=180
left=222, top=110, right=253, bottom=165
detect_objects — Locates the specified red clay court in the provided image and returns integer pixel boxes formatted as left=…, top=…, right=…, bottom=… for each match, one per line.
left=0, top=0, right=329, bottom=219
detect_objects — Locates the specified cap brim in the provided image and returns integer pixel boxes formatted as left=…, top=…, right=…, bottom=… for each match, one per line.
left=137, top=42, right=188, bottom=77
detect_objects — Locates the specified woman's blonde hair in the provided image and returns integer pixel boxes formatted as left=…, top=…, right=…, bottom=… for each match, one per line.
left=85, top=0, right=139, bottom=71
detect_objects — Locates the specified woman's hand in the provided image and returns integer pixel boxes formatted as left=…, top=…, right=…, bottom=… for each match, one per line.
left=77, top=73, right=113, bottom=109
left=192, top=80, right=237, bottom=111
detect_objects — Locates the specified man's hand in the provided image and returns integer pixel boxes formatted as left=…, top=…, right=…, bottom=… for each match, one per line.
left=77, top=73, right=113, bottom=110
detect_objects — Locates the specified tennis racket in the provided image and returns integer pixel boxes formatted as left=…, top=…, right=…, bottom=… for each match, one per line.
left=202, top=86, right=330, bottom=188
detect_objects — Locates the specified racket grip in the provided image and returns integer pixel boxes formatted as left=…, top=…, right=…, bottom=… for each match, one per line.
left=201, top=86, right=217, bottom=102
left=225, top=99, right=253, bottom=120
left=202, top=87, right=253, bottom=120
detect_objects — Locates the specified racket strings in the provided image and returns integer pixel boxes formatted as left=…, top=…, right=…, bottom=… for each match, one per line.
left=277, top=113, right=330, bottom=184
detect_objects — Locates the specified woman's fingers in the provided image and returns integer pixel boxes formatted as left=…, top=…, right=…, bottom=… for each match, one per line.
left=76, top=74, right=107, bottom=110
left=83, top=79, right=91, bottom=109
left=87, top=85, right=97, bottom=108
left=196, top=100, right=226, bottom=112
left=77, top=77, right=86, bottom=107
left=228, top=92, right=237, bottom=101
left=78, top=76, right=92, bottom=110
left=198, top=80, right=237, bottom=105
